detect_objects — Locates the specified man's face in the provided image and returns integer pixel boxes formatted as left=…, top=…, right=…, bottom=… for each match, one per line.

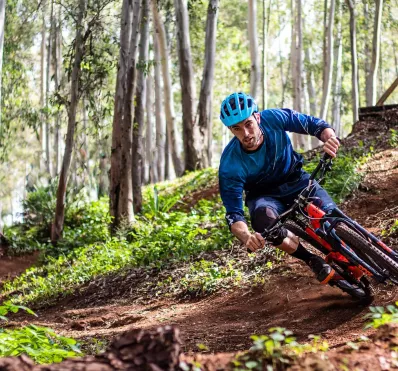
left=229, top=113, right=262, bottom=151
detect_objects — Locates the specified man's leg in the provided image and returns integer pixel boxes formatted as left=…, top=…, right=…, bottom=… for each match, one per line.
left=248, top=196, right=335, bottom=283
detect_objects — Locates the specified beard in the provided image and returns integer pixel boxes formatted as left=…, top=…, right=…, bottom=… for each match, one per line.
left=242, top=133, right=261, bottom=150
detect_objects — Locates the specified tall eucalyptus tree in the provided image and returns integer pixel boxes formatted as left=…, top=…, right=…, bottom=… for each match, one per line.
left=367, top=0, right=383, bottom=105
left=319, top=0, right=335, bottom=120
left=248, top=0, right=260, bottom=100
left=196, top=0, right=219, bottom=168
left=174, top=0, right=201, bottom=172
left=132, top=0, right=150, bottom=213
left=151, top=0, right=183, bottom=176
left=346, top=0, right=359, bottom=122
left=52, top=0, right=87, bottom=242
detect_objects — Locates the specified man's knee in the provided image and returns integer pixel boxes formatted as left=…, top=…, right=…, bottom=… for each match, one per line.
left=251, top=206, right=288, bottom=246
left=251, top=206, right=278, bottom=233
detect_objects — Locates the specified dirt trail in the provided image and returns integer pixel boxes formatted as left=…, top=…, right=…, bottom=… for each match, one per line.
left=2, top=147, right=396, bottom=356
left=0, top=251, right=39, bottom=288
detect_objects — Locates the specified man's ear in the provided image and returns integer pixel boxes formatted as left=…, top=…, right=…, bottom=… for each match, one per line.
left=254, top=112, right=260, bottom=122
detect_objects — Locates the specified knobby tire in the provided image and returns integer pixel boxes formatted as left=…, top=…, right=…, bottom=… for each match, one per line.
left=285, top=220, right=372, bottom=303
left=335, top=223, right=398, bottom=280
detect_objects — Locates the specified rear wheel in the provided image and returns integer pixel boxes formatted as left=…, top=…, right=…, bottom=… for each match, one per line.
left=335, top=223, right=398, bottom=280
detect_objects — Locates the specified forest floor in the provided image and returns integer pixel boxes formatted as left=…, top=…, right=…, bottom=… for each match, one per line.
left=1, top=117, right=398, bottom=369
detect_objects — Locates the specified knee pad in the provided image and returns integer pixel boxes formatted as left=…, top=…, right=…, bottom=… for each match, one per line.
left=251, top=206, right=288, bottom=246
left=251, top=206, right=278, bottom=233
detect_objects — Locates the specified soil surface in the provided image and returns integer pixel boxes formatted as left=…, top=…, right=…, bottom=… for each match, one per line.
left=0, top=116, right=397, bottom=369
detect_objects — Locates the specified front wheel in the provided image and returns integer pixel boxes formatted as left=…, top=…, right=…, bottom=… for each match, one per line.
left=285, top=220, right=373, bottom=302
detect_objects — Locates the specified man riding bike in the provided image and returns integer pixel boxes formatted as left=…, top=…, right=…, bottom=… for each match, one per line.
left=219, top=92, right=343, bottom=287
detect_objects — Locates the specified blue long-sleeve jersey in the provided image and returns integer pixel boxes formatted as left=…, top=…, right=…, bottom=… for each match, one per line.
left=219, top=108, right=332, bottom=228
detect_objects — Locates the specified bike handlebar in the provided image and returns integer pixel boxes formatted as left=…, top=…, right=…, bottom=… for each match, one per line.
left=260, top=152, right=333, bottom=239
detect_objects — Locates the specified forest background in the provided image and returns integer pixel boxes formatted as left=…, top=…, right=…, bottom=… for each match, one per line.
left=0, top=0, right=396, bottom=235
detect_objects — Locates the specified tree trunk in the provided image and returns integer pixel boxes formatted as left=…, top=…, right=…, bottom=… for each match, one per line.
left=262, top=0, right=271, bottom=109
left=146, top=72, right=156, bottom=183
left=363, top=0, right=371, bottom=105
left=0, top=0, right=5, bottom=127
left=304, top=47, right=317, bottom=116
left=45, top=0, right=54, bottom=176
left=196, top=0, right=219, bottom=169
left=151, top=1, right=183, bottom=176
left=291, top=0, right=307, bottom=150
left=319, top=0, right=335, bottom=120
left=346, top=0, right=359, bottom=123
left=53, top=2, right=62, bottom=175
left=174, top=0, right=201, bottom=172
left=51, top=0, right=87, bottom=243
left=248, top=0, right=260, bottom=100
left=153, top=34, right=165, bottom=182
left=331, top=0, right=342, bottom=136
left=132, top=0, right=149, bottom=214
left=40, top=3, right=46, bottom=172
left=368, top=0, right=383, bottom=106
left=110, top=0, right=134, bottom=230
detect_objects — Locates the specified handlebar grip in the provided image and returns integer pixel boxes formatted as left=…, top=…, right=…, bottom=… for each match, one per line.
left=322, top=152, right=332, bottom=161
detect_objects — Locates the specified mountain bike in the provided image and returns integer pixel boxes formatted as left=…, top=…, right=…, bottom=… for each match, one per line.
left=261, top=153, right=398, bottom=303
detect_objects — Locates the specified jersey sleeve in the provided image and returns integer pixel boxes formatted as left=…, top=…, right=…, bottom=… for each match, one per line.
left=219, top=171, right=247, bottom=229
left=270, top=108, right=333, bottom=140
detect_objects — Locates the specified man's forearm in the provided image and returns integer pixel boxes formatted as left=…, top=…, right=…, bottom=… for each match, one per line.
left=230, top=221, right=251, bottom=244
left=320, top=128, right=336, bottom=143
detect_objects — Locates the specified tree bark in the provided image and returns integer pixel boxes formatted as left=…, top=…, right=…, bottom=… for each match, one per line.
left=132, top=0, right=149, bottom=214
left=319, top=0, right=335, bottom=120
left=51, top=0, right=87, bottom=243
left=110, top=0, right=134, bottom=230
left=153, top=33, right=165, bottom=182
left=363, top=0, right=371, bottom=105
left=331, top=0, right=342, bottom=136
left=291, top=0, right=307, bottom=150
left=151, top=1, right=183, bottom=176
left=368, top=0, right=383, bottom=106
left=53, top=2, right=62, bottom=175
left=0, top=0, right=5, bottom=127
left=248, top=0, right=260, bottom=100
left=40, top=2, right=46, bottom=172
left=196, top=0, right=219, bottom=169
left=174, top=0, right=201, bottom=172
left=121, top=0, right=141, bottom=219
left=44, top=0, right=54, bottom=176
left=262, top=0, right=271, bottom=109
left=146, top=72, right=157, bottom=183
left=346, top=0, right=359, bottom=123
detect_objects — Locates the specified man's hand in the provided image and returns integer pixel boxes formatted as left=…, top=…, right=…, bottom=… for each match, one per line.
left=245, top=232, right=265, bottom=252
left=323, top=136, right=340, bottom=158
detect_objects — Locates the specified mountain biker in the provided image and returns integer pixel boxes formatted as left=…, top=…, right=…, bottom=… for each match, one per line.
left=219, top=92, right=340, bottom=285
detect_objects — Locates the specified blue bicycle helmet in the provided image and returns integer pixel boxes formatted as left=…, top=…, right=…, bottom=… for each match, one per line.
left=220, top=92, right=258, bottom=127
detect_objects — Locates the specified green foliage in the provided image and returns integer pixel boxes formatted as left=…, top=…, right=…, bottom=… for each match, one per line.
left=179, top=259, right=243, bottom=296
left=0, top=301, right=79, bottom=364
left=364, top=302, right=398, bottom=329
left=232, top=328, right=328, bottom=370
left=382, top=220, right=398, bottom=237
left=0, top=325, right=81, bottom=364
left=304, top=150, right=372, bottom=203
left=2, top=169, right=232, bottom=305
left=0, top=301, right=37, bottom=321
left=389, top=129, right=398, bottom=147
